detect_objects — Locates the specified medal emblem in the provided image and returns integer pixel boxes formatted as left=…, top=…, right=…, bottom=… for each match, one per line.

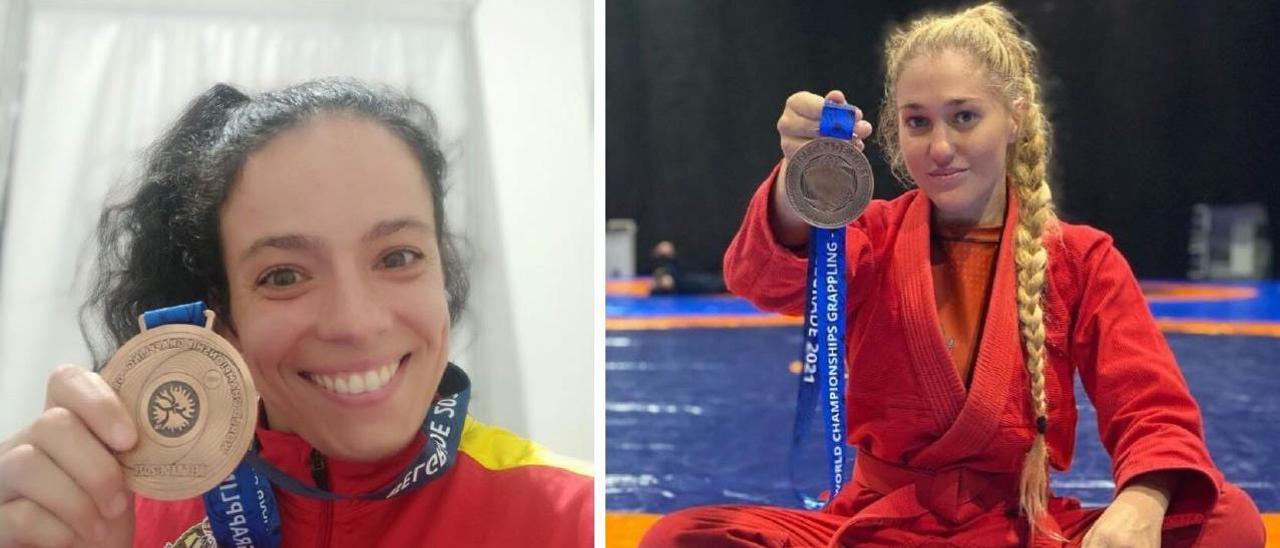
left=785, top=137, right=874, bottom=228
left=99, top=309, right=257, bottom=500
left=148, top=380, right=200, bottom=437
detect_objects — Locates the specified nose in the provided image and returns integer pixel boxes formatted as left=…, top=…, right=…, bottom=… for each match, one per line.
left=928, top=126, right=956, bottom=166
left=313, top=266, right=392, bottom=346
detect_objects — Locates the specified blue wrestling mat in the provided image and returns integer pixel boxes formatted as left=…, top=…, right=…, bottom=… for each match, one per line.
left=605, top=280, right=1280, bottom=514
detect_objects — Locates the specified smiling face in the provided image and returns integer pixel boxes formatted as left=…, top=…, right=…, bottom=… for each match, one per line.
left=896, top=49, right=1019, bottom=226
left=219, top=113, right=449, bottom=462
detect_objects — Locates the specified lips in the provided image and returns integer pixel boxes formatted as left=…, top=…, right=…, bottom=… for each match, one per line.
left=929, top=167, right=968, bottom=177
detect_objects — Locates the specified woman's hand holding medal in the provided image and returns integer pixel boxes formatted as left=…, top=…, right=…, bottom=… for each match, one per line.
left=0, top=365, right=137, bottom=547
left=772, top=90, right=875, bottom=247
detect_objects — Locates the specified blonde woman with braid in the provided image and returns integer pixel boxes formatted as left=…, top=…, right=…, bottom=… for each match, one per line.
left=642, top=4, right=1262, bottom=547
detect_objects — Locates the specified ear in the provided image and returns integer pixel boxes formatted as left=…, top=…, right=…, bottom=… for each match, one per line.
left=1008, top=98, right=1027, bottom=144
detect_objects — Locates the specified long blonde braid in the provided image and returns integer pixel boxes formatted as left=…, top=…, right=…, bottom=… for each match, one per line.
left=1011, top=83, right=1056, bottom=535
left=876, top=3, right=1061, bottom=537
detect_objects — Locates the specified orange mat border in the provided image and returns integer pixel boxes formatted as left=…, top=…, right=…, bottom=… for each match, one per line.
left=604, top=512, right=1280, bottom=547
left=1155, top=319, right=1280, bottom=337
left=606, top=279, right=652, bottom=297
left=606, top=513, right=662, bottom=548
left=1140, top=281, right=1258, bottom=302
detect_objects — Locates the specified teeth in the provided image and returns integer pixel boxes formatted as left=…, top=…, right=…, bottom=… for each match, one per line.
left=307, top=360, right=400, bottom=395
left=348, top=373, right=366, bottom=393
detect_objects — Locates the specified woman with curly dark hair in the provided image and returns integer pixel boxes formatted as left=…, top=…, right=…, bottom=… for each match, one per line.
left=0, top=78, right=591, bottom=547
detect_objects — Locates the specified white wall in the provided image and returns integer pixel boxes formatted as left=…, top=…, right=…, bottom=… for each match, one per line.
left=467, top=0, right=594, bottom=462
left=0, top=0, right=28, bottom=214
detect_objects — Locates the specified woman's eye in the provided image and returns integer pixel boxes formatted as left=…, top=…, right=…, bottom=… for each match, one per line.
left=905, top=116, right=929, bottom=129
left=258, top=269, right=302, bottom=288
left=955, top=111, right=979, bottom=125
left=380, top=249, right=424, bottom=269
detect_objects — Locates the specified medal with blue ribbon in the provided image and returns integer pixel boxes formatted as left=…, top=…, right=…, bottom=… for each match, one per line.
left=784, top=101, right=873, bottom=509
left=101, top=302, right=471, bottom=547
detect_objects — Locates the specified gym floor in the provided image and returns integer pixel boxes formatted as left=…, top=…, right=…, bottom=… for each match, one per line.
left=605, top=279, right=1280, bottom=546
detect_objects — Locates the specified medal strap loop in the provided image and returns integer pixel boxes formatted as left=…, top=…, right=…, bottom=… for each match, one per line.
left=141, top=302, right=207, bottom=330
left=818, top=101, right=855, bottom=141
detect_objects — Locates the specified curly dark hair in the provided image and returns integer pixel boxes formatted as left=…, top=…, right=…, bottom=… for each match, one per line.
left=80, top=78, right=469, bottom=369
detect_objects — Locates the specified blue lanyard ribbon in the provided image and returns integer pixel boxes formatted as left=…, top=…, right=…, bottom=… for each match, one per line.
left=143, top=302, right=470, bottom=547
left=202, top=460, right=280, bottom=548
left=789, top=102, right=853, bottom=509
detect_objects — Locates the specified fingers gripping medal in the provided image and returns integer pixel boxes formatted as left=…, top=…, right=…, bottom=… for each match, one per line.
left=98, top=303, right=257, bottom=500
left=784, top=102, right=874, bottom=228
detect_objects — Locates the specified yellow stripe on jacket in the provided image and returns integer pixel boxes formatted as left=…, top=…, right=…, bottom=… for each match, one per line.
left=458, top=416, right=593, bottom=477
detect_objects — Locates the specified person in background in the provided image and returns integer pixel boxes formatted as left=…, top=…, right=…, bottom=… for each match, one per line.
left=649, top=240, right=727, bottom=296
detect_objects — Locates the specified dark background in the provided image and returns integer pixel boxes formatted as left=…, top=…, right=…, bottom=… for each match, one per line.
left=606, top=1, right=1280, bottom=279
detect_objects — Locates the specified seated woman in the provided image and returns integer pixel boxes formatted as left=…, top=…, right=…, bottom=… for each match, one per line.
left=643, top=4, right=1262, bottom=547
left=0, top=79, right=592, bottom=547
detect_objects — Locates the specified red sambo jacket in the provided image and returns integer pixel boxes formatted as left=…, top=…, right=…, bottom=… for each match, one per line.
left=724, top=167, right=1224, bottom=542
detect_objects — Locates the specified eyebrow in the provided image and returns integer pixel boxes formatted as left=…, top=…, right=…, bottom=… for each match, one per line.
left=239, top=216, right=434, bottom=261
left=899, top=97, right=981, bottom=110
left=364, top=217, right=434, bottom=242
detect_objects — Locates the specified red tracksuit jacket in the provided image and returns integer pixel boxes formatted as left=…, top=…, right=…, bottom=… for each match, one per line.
left=132, top=416, right=592, bottom=547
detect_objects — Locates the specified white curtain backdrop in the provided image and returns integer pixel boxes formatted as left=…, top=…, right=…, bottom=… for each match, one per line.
left=0, top=0, right=593, bottom=463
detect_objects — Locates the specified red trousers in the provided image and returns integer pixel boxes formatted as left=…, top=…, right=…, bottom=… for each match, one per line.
left=640, top=482, right=1263, bottom=547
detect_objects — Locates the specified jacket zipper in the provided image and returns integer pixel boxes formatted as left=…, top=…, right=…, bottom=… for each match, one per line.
left=310, top=449, right=333, bottom=548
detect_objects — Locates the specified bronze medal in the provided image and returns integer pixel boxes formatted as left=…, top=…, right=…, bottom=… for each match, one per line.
left=785, top=137, right=874, bottom=228
left=99, top=310, right=257, bottom=500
